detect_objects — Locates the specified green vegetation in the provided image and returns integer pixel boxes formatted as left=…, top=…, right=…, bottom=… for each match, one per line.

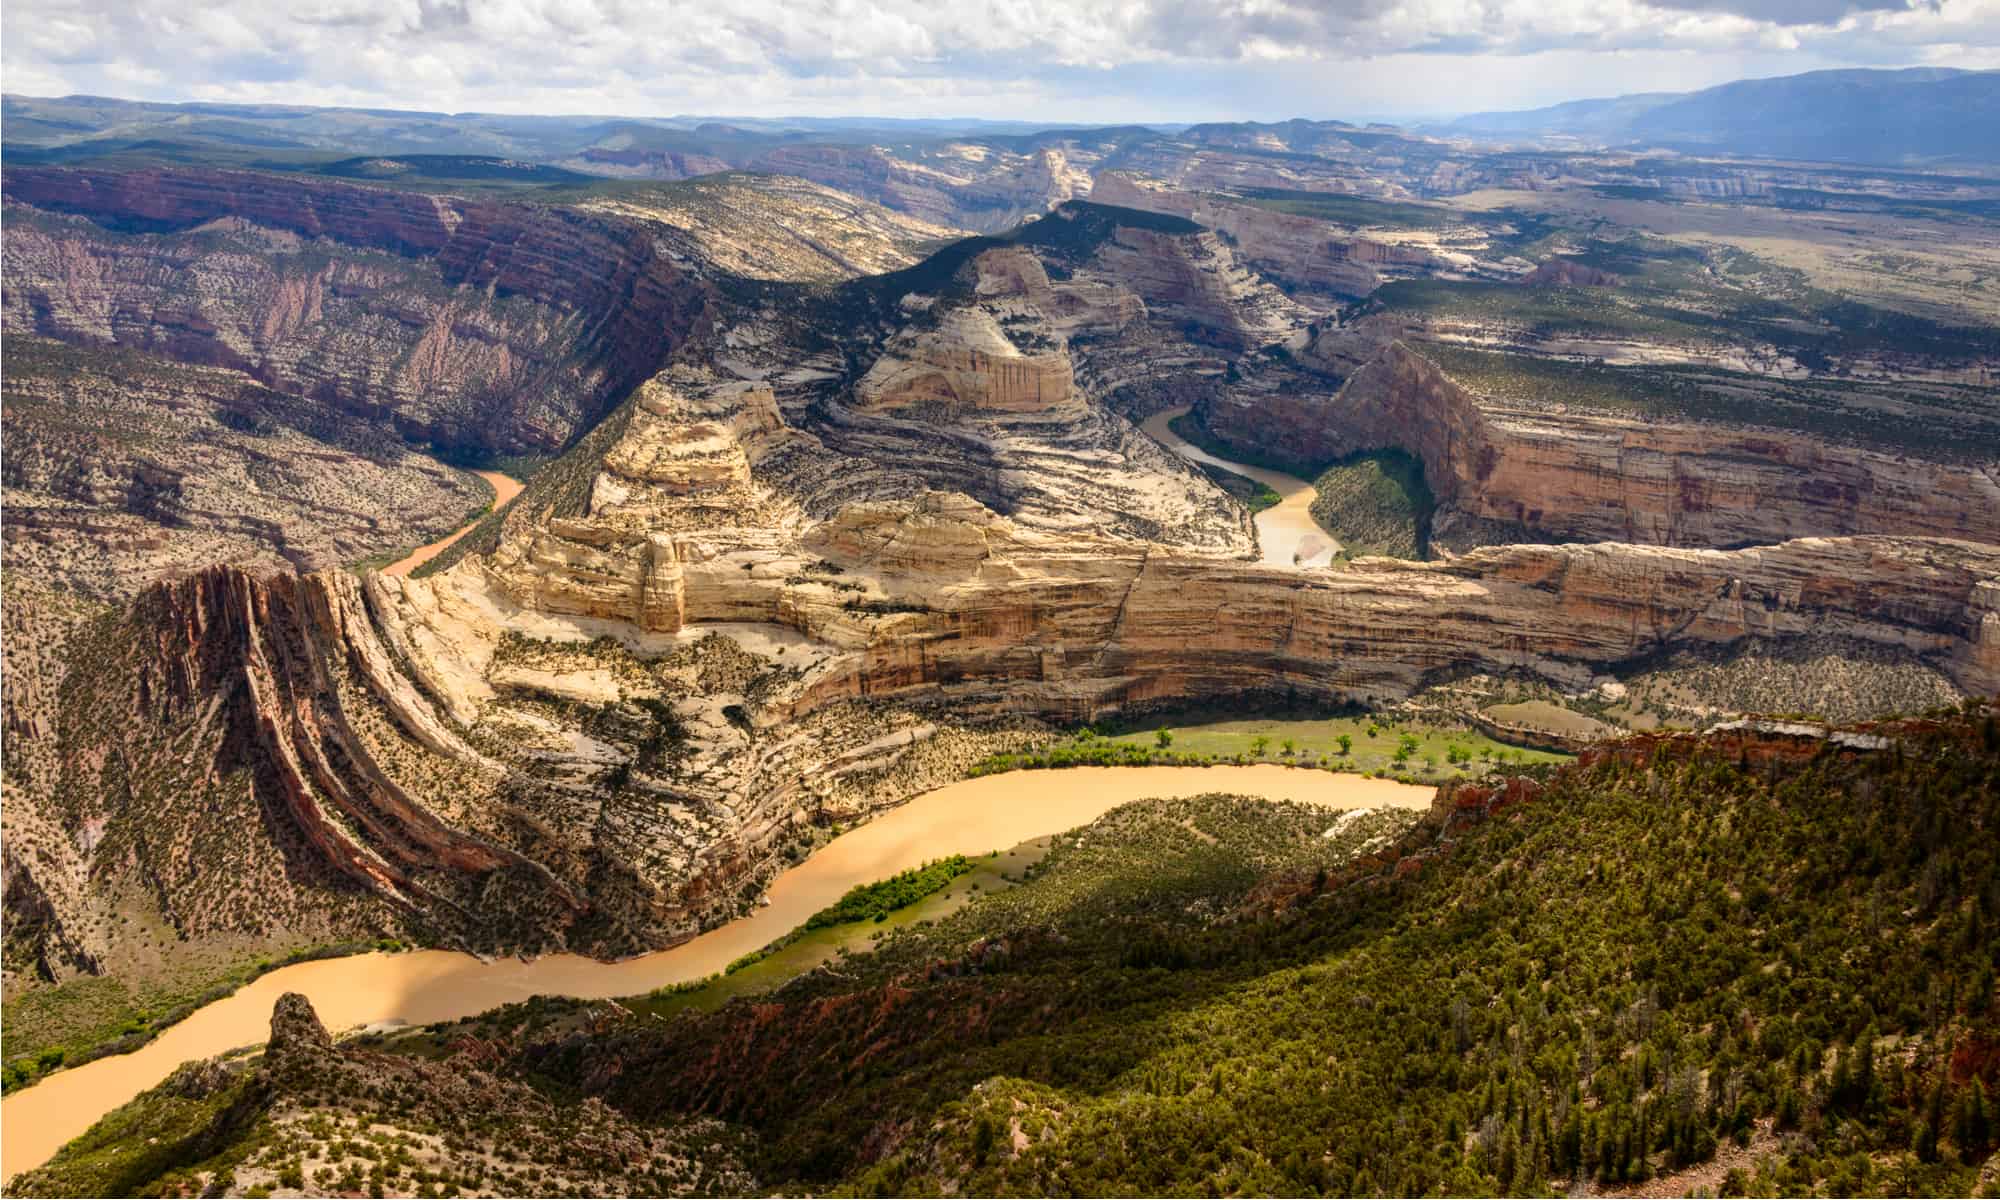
left=303, top=154, right=596, bottom=187
left=550, top=705, right=2000, bottom=1197
left=1349, top=225, right=2000, bottom=458
left=1191, top=460, right=1282, bottom=514
left=413, top=390, right=639, bottom=578
left=343, top=468, right=505, bottom=573
left=25, top=708, right=2000, bottom=1197
left=16, top=1063, right=262, bottom=1198
left=1233, top=188, right=1464, bottom=230
left=806, top=857, right=975, bottom=930
left=832, top=200, right=1204, bottom=330
left=1308, top=449, right=1433, bottom=559
left=1374, top=277, right=1719, bottom=343
left=1, top=941, right=393, bottom=1094
left=971, top=710, right=1567, bottom=782
left=1416, top=342, right=1995, bottom=459
left=1167, top=409, right=1328, bottom=482
left=631, top=849, right=1042, bottom=1021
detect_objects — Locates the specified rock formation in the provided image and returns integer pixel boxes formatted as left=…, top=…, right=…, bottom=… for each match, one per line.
left=1091, top=172, right=1437, bottom=298
left=2, top=336, right=493, bottom=602
left=1199, top=338, right=2000, bottom=550
left=1519, top=258, right=1621, bottom=288
left=855, top=307, right=1081, bottom=417
left=4, top=153, right=1997, bottom=1009
left=3, top=166, right=715, bottom=454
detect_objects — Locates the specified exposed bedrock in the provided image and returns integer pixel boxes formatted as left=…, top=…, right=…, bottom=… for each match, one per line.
left=1089, top=172, right=1436, bottom=298
left=20, top=488, right=1993, bottom=969
left=751, top=143, right=1090, bottom=233
left=1, top=165, right=716, bottom=453
left=132, top=566, right=577, bottom=912
left=486, top=487, right=2000, bottom=710
left=1196, top=339, right=2000, bottom=551
left=855, top=307, right=1081, bottom=417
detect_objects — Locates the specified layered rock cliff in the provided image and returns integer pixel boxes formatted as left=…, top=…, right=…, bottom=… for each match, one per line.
left=752, top=143, right=1091, bottom=233
left=2, top=166, right=715, bottom=454
left=1198, top=338, right=2000, bottom=551
left=20, top=464, right=1992, bottom=981
left=1090, top=172, right=1437, bottom=298
left=2, top=337, right=492, bottom=602
left=6, top=160, right=1998, bottom=1006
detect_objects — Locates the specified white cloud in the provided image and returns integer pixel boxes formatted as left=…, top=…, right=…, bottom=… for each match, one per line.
left=0, top=0, right=1990, bottom=119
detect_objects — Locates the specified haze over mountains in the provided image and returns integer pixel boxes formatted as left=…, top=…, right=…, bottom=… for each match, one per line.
left=1445, top=67, right=2000, bottom=164
left=11, top=66, right=2000, bottom=172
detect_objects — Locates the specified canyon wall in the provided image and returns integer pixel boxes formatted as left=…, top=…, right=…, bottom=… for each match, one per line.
left=2, top=336, right=493, bottom=602
left=14, top=404, right=1996, bottom=974
left=481, top=483, right=2000, bottom=710
left=1090, top=172, right=1435, bottom=297
left=1197, top=339, right=2000, bottom=550
left=1, top=166, right=716, bottom=454
left=751, top=144, right=1089, bottom=233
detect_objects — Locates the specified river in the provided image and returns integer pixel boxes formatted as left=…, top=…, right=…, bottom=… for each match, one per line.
left=1140, top=406, right=1340, bottom=568
left=1, top=765, right=1431, bottom=1180
left=381, top=469, right=525, bottom=578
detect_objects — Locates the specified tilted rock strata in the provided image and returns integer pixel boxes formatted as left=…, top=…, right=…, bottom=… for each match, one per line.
left=2, top=546, right=1047, bottom=976
left=2, top=166, right=715, bottom=454
left=577, top=173, right=964, bottom=282
left=484, top=482, right=2000, bottom=707
left=1090, top=172, right=1437, bottom=298
left=11, top=462, right=1994, bottom=978
left=752, top=143, right=1091, bottom=233
left=1086, top=224, right=1307, bottom=351
left=855, top=307, right=1081, bottom=417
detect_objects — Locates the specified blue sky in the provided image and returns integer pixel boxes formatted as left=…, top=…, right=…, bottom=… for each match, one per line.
left=4, top=0, right=1996, bottom=122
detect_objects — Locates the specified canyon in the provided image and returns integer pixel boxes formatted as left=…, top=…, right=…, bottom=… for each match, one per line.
left=1198, top=335, right=2000, bottom=552
left=2, top=115, right=1997, bottom=1172
left=2, top=165, right=715, bottom=456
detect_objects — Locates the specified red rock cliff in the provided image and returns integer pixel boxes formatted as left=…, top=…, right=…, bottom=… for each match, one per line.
left=1198, top=339, right=2000, bottom=550
left=2, top=166, right=716, bottom=453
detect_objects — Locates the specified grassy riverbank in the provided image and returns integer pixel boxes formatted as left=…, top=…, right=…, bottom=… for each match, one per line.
left=973, top=711, right=1569, bottom=784
left=1, top=938, right=406, bottom=1094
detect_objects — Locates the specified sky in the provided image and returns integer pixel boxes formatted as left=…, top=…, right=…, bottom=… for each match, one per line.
left=3, top=0, right=1998, bottom=123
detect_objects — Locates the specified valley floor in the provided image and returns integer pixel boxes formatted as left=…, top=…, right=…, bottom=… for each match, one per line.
left=0, top=764, right=1431, bottom=1181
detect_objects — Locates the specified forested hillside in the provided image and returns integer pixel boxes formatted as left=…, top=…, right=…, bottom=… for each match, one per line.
left=20, top=707, right=2000, bottom=1197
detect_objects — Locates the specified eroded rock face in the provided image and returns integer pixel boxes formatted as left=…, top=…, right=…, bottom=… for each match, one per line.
left=1201, top=338, right=2000, bottom=550
left=767, top=234, right=1257, bottom=555
left=23, top=454, right=1994, bottom=978
left=753, top=143, right=1092, bottom=233
left=6, top=163, right=1996, bottom=994
left=575, top=173, right=962, bottom=282
left=856, top=307, right=1081, bottom=417
left=1088, top=224, right=1306, bottom=352
left=1091, top=172, right=1436, bottom=298
left=12, top=286, right=1999, bottom=981
left=2, top=166, right=715, bottom=454
left=2, top=337, right=493, bottom=602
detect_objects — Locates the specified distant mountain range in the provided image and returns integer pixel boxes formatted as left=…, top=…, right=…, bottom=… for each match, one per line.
left=1443, top=67, right=2000, bottom=164
left=0, top=93, right=1089, bottom=164
left=8, top=67, right=1997, bottom=175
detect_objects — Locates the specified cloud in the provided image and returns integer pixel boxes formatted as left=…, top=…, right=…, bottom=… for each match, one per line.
left=0, top=0, right=1990, bottom=120
left=1644, top=0, right=1917, bottom=21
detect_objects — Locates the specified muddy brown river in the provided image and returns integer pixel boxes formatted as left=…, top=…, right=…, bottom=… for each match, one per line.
left=381, top=469, right=524, bottom=578
left=1141, top=406, right=1340, bottom=568
left=1, top=766, right=1430, bottom=1180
